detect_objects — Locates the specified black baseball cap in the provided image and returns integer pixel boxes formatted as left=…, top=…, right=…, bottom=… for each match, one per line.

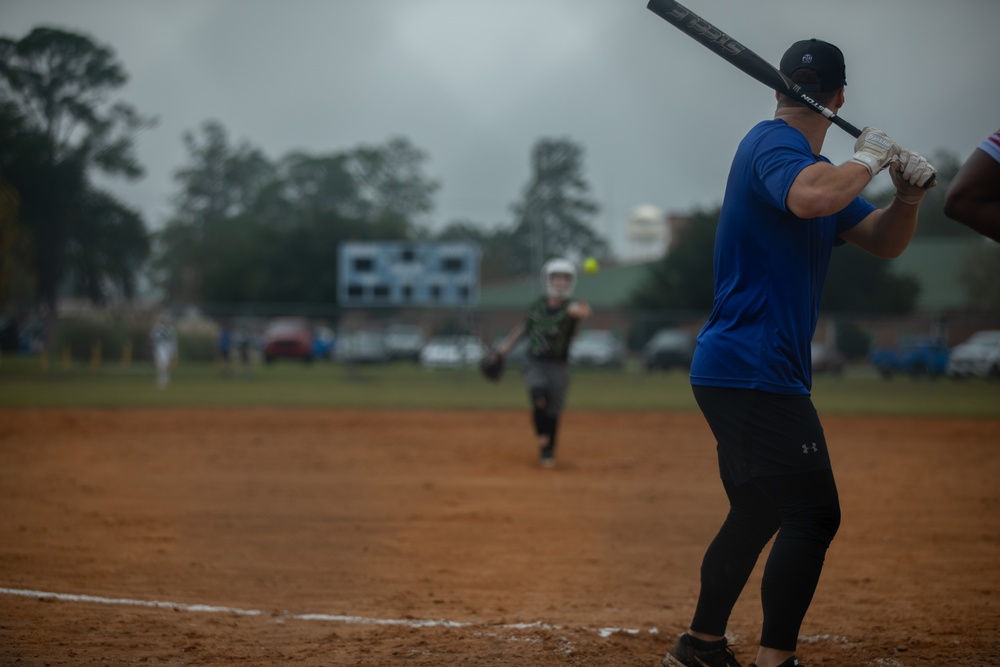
left=779, top=39, right=846, bottom=92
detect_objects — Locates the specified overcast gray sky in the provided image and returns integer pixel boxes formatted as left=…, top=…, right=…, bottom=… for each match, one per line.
left=4, top=0, right=999, bottom=257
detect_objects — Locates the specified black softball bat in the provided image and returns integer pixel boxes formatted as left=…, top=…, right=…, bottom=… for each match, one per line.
left=646, top=0, right=936, bottom=186
left=646, top=0, right=862, bottom=137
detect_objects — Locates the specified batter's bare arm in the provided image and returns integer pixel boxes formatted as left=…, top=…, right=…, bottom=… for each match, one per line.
left=788, top=128, right=899, bottom=219
left=787, top=162, right=873, bottom=219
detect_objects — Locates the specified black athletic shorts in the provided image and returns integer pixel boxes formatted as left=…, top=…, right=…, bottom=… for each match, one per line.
left=691, top=385, right=830, bottom=485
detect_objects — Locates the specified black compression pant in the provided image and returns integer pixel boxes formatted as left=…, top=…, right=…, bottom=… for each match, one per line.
left=690, top=468, right=841, bottom=651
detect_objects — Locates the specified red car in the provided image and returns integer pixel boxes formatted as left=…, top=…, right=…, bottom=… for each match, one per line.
left=262, top=317, right=314, bottom=363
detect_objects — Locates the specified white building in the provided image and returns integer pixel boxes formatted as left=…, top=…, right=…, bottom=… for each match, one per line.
left=618, top=204, right=671, bottom=263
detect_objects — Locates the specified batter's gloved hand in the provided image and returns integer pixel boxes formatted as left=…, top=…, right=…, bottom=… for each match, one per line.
left=479, top=348, right=506, bottom=382
left=851, top=127, right=900, bottom=177
left=891, top=149, right=937, bottom=204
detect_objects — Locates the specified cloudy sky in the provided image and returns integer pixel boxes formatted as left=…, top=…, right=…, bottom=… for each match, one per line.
left=4, top=0, right=999, bottom=257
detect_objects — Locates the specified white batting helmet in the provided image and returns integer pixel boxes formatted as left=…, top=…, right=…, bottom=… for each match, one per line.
left=542, top=258, right=576, bottom=299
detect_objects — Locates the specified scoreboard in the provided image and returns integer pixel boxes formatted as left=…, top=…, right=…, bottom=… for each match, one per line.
left=337, top=242, right=480, bottom=307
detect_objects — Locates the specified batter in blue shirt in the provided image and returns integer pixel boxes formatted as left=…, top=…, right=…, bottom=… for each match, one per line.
left=690, top=118, right=874, bottom=395
left=660, top=39, right=938, bottom=667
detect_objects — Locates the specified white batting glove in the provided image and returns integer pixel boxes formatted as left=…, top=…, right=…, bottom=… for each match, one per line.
left=851, top=127, right=900, bottom=177
left=891, top=149, right=937, bottom=204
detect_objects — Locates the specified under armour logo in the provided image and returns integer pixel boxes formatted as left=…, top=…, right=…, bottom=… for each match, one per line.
left=802, top=443, right=819, bottom=454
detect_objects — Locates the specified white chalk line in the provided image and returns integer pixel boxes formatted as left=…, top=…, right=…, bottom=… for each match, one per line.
left=0, top=586, right=653, bottom=639
left=1, top=587, right=861, bottom=653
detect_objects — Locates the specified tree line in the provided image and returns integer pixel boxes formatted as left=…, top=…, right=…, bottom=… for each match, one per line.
left=2, top=26, right=996, bottom=342
left=1, top=27, right=608, bottom=321
left=154, top=122, right=609, bottom=305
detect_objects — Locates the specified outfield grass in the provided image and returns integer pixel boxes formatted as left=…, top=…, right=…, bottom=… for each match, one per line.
left=0, top=355, right=998, bottom=418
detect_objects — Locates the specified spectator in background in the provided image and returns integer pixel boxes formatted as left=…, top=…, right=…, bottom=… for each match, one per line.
left=150, top=315, right=177, bottom=389
left=234, top=326, right=253, bottom=375
left=218, top=321, right=233, bottom=375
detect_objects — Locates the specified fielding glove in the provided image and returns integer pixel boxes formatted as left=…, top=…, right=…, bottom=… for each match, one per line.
left=479, top=349, right=506, bottom=382
left=851, top=127, right=900, bottom=177
left=891, top=149, right=937, bottom=204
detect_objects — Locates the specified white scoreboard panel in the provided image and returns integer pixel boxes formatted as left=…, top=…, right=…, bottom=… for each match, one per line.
left=337, top=242, right=480, bottom=307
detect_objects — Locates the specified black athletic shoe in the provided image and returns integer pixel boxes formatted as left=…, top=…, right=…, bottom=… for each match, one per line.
left=661, top=633, right=742, bottom=667
left=748, top=659, right=800, bottom=667
left=539, top=444, right=555, bottom=468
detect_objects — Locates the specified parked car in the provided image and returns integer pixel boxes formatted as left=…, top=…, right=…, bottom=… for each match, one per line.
left=336, top=330, right=389, bottom=364
left=811, top=342, right=846, bottom=375
left=643, top=328, right=696, bottom=371
left=947, top=330, right=1000, bottom=379
left=262, top=317, right=315, bottom=364
left=869, top=336, right=949, bottom=378
left=419, top=335, right=485, bottom=368
left=384, top=324, right=426, bottom=362
left=569, top=329, right=627, bottom=368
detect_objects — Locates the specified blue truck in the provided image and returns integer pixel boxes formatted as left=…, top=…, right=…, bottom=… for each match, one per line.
left=869, top=335, right=950, bottom=379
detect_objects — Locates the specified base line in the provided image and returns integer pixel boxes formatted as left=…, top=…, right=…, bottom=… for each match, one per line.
left=0, top=587, right=651, bottom=637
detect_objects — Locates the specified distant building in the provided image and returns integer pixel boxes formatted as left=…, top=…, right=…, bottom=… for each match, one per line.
left=621, top=204, right=670, bottom=263
left=617, top=204, right=696, bottom=263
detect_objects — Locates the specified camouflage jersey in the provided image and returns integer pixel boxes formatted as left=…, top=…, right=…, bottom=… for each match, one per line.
left=524, top=297, right=579, bottom=362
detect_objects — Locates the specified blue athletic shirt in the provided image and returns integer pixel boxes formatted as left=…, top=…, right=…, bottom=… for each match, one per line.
left=689, top=119, right=875, bottom=395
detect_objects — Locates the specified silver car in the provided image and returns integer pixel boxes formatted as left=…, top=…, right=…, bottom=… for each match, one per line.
left=336, top=330, right=389, bottom=364
left=569, top=329, right=627, bottom=368
left=643, top=328, right=696, bottom=371
left=947, top=330, right=1000, bottom=379
left=384, top=324, right=426, bottom=362
left=419, top=335, right=486, bottom=368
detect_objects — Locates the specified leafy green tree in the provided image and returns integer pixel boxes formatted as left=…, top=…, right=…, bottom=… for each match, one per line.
left=959, top=242, right=1000, bottom=310
left=431, top=138, right=613, bottom=285
left=510, top=138, right=607, bottom=277
left=345, top=136, right=440, bottom=231
left=195, top=211, right=375, bottom=305
left=0, top=27, right=152, bottom=313
left=270, top=152, right=361, bottom=222
left=822, top=244, right=918, bottom=314
left=433, top=220, right=521, bottom=285
left=854, top=147, right=1000, bottom=310
left=156, top=126, right=440, bottom=305
left=0, top=177, right=31, bottom=307
left=171, top=120, right=273, bottom=227
left=631, top=208, right=719, bottom=311
left=66, top=190, right=149, bottom=302
left=155, top=120, right=274, bottom=301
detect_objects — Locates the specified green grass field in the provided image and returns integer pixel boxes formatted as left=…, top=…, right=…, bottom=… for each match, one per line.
left=1, top=355, right=999, bottom=418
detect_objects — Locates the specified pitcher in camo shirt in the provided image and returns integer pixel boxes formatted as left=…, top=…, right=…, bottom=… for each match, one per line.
left=496, top=258, right=591, bottom=467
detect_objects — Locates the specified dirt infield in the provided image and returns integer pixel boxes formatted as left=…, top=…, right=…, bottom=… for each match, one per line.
left=1, top=408, right=998, bottom=666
